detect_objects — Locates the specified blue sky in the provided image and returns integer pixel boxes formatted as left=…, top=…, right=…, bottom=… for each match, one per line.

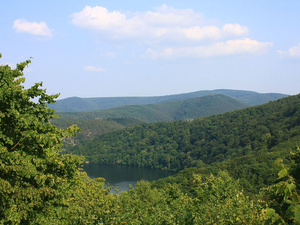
left=1, top=0, right=300, bottom=99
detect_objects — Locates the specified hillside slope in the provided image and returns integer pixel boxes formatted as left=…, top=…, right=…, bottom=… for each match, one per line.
left=54, top=94, right=246, bottom=147
left=56, top=94, right=247, bottom=123
left=67, top=94, right=300, bottom=192
left=52, top=117, right=144, bottom=145
left=51, top=89, right=287, bottom=112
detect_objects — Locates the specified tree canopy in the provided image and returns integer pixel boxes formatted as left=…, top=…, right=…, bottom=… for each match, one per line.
left=0, top=55, right=115, bottom=223
left=1, top=55, right=299, bottom=224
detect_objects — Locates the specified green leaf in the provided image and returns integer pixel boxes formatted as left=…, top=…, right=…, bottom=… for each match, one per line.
left=278, top=168, right=288, bottom=179
left=294, top=205, right=300, bottom=223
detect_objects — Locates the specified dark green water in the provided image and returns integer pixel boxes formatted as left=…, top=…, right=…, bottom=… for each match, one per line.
left=83, top=163, right=174, bottom=193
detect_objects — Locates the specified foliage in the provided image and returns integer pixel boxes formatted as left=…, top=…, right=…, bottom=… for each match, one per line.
left=55, top=94, right=247, bottom=123
left=0, top=55, right=115, bottom=224
left=52, top=117, right=143, bottom=150
left=53, top=94, right=248, bottom=151
left=67, top=93, right=300, bottom=192
left=261, top=147, right=300, bottom=224
left=104, top=172, right=269, bottom=224
left=0, top=54, right=298, bottom=224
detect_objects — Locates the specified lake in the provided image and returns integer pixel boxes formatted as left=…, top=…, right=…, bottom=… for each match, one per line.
left=83, top=163, right=174, bottom=193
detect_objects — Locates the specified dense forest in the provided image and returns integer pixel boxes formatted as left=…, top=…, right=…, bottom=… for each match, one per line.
left=55, top=94, right=247, bottom=123
left=1, top=55, right=299, bottom=224
left=67, top=94, right=300, bottom=193
left=52, top=94, right=247, bottom=146
left=52, top=117, right=144, bottom=145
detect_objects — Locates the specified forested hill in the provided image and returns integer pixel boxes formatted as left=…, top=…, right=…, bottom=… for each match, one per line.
left=56, top=94, right=247, bottom=123
left=51, top=89, right=287, bottom=112
left=67, top=94, right=300, bottom=191
left=1, top=55, right=298, bottom=224
left=53, top=94, right=246, bottom=146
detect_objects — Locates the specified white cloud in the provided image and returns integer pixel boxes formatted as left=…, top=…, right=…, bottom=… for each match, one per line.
left=13, top=19, right=52, bottom=37
left=137, top=4, right=204, bottom=27
left=180, top=24, right=248, bottom=41
left=181, top=26, right=222, bottom=41
left=72, top=6, right=126, bottom=30
left=278, top=43, right=300, bottom=58
left=84, top=65, right=106, bottom=72
left=71, top=5, right=248, bottom=41
left=72, top=5, right=271, bottom=58
left=146, top=38, right=273, bottom=58
left=222, top=24, right=249, bottom=36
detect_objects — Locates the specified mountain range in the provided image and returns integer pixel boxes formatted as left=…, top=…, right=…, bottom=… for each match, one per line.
left=53, top=94, right=248, bottom=144
left=66, top=93, right=300, bottom=193
left=55, top=94, right=247, bottom=123
left=51, top=89, right=287, bottom=112
left=53, top=90, right=288, bottom=145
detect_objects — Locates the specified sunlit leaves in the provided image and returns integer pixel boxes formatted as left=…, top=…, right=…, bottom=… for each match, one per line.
left=262, top=148, right=300, bottom=224
left=1, top=54, right=300, bottom=224
left=0, top=55, right=85, bottom=223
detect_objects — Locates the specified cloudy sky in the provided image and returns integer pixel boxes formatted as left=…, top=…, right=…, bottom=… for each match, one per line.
left=1, top=0, right=300, bottom=99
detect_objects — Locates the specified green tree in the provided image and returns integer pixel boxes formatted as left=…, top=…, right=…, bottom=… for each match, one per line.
left=0, top=54, right=86, bottom=223
left=262, top=147, right=300, bottom=224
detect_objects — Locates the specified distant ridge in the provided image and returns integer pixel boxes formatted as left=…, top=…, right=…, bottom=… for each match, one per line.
left=53, top=94, right=247, bottom=144
left=50, top=89, right=288, bottom=112
left=67, top=93, right=300, bottom=177
left=56, top=94, right=248, bottom=123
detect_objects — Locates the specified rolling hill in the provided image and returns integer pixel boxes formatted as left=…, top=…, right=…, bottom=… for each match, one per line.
left=66, top=94, right=300, bottom=193
left=56, top=94, right=247, bottom=123
left=53, top=94, right=247, bottom=146
left=50, top=89, right=287, bottom=112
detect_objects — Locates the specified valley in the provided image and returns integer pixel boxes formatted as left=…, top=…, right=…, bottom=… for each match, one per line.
left=2, top=58, right=299, bottom=223
left=64, top=93, right=300, bottom=195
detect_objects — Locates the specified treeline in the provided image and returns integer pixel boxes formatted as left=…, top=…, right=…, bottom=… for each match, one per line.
left=56, top=94, right=247, bottom=123
left=51, top=117, right=143, bottom=146
left=53, top=94, right=247, bottom=149
left=67, top=94, right=300, bottom=192
left=1, top=55, right=299, bottom=224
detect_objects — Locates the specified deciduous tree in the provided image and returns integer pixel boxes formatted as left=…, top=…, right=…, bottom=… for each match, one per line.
left=0, top=54, right=84, bottom=223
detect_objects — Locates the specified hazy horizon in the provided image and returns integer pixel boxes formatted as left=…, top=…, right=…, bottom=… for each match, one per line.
left=1, top=0, right=299, bottom=99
